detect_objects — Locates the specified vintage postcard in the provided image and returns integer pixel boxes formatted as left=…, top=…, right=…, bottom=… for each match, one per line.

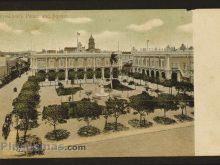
left=0, top=10, right=194, bottom=158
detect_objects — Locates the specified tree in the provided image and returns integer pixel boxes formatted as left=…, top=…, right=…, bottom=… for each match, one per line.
left=157, top=93, right=178, bottom=117
left=58, top=82, right=64, bottom=89
left=110, top=53, right=118, bottom=89
left=179, top=101, right=186, bottom=115
left=13, top=101, right=38, bottom=143
left=12, top=77, right=40, bottom=143
left=102, top=107, right=112, bottom=128
left=42, top=105, right=65, bottom=140
left=70, top=79, right=75, bottom=101
left=163, top=79, right=173, bottom=95
left=22, top=81, right=40, bottom=92
left=176, top=93, right=192, bottom=115
left=105, top=97, right=128, bottom=130
left=76, top=100, right=102, bottom=127
left=129, top=91, right=156, bottom=126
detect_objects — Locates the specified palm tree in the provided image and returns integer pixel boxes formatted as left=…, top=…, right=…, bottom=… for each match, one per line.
left=110, top=53, right=118, bottom=89
left=70, top=79, right=75, bottom=101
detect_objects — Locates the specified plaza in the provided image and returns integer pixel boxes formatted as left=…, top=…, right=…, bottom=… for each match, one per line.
left=0, top=35, right=194, bottom=158
left=0, top=69, right=194, bottom=157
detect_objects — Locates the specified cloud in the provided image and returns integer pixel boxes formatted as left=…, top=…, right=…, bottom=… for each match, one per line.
left=94, top=30, right=121, bottom=39
left=31, top=30, right=41, bottom=35
left=0, top=22, right=23, bottom=34
left=177, top=23, right=193, bottom=33
left=37, top=16, right=53, bottom=23
left=93, top=30, right=126, bottom=50
left=64, top=17, right=92, bottom=24
left=127, top=19, right=163, bottom=32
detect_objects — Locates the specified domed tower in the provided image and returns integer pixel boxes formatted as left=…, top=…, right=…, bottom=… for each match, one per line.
left=88, top=35, right=95, bottom=50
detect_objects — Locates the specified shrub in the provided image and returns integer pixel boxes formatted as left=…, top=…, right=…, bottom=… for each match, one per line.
left=18, top=135, right=45, bottom=156
left=122, top=79, right=127, bottom=83
left=153, top=116, right=176, bottom=125
left=103, top=122, right=129, bottom=132
left=174, top=114, right=194, bottom=122
left=105, top=79, right=133, bottom=91
left=128, top=81, right=135, bottom=85
left=128, top=119, right=153, bottom=128
left=78, top=126, right=101, bottom=137
left=45, top=129, right=70, bottom=141
left=56, top=87, right=82, bottom=96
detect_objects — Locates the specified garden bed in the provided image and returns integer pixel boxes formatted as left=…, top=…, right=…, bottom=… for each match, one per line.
left=103, top=122, right=129, bottom=132
left=45, top=129, right=70, bottom=141
left=56, top=87, right=83, bottom=96
left=78, top=126, right=101, bottom=137
left=128, top=119, right=153, bottom=128
left=153, top=116, right=176, bottom=125
left=174, top=114, right=194, bottom=122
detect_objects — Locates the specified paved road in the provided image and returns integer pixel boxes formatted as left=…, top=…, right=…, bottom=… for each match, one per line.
left=0, top=72, right=29, bottom=143
left=39, top=126, right=194, bottom=158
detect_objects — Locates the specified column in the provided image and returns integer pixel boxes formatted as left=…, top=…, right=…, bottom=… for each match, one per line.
left=166, top=56, right=170, bottom=70
left=93, top=68, right=96, bottom=82
left=102, top=68, right=104, bottom=80
left=110, top=67, right=113, bottom=79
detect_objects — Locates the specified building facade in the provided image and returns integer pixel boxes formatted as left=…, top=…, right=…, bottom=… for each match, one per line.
left=30, top=36, right=193, bottom=83
left=130, top=50, right=193, bottom=83
left=30, top=52, right=122, bottom=81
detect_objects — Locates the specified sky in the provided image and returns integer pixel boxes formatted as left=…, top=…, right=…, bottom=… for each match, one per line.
left=0, top=10, right=192, bottom=52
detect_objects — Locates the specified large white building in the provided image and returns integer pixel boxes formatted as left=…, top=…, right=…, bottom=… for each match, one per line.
left=30, top=36, right=193, bottom=83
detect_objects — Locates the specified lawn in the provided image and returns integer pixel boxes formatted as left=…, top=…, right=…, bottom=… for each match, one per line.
left=56, top=87, right=83, bottom=96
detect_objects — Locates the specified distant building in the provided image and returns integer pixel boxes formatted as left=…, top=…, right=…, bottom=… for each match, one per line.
left=0, top=56, right=18, bottom=81
left=64, top=47, right=77, bottom=53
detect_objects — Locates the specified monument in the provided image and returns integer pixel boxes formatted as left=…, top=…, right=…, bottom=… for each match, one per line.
left=95, top=80, right=109, bottom=97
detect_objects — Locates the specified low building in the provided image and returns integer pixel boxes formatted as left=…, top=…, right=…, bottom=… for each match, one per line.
left=0, top=56, right=18, bottom=81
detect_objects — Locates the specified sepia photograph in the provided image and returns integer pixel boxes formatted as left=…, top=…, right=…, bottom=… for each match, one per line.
left=0, top=10, right=194, bottom=158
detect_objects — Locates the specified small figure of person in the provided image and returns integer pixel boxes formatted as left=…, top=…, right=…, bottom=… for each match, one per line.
left=68, top=96, right=71, bottom=102
left=14, top=87, right=17, bottom=92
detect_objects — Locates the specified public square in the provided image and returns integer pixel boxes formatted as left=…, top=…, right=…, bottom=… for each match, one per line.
left=0, top=70, right=194, bottom=157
